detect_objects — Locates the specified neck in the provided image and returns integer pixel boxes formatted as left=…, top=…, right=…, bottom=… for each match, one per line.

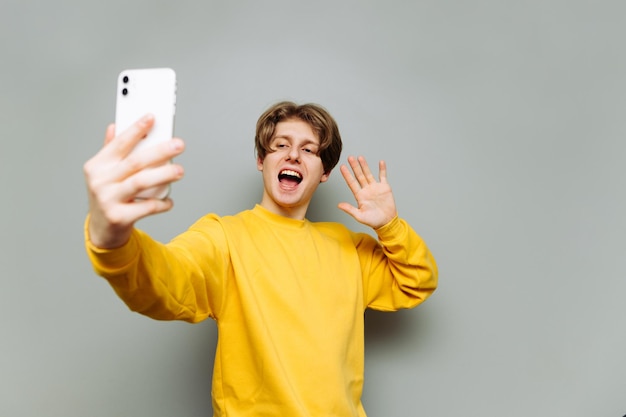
left=259, top=196, right=309, bottom=220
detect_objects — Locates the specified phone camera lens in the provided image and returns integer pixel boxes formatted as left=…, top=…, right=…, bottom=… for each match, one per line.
left=122, top=76, right=129, bottom=83
left=122, top=88, right=128, bottom=96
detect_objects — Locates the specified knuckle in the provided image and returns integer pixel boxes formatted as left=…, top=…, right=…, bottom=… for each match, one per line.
left=124, top=155, right=144, bottom=173
left=95, top=200, right=125, bottom=228
left=128, top=174, right=148, bottom=192
left=104, top=211, right=124, bottom=227
left=147, top=199, right=165, bottom=215
left=83, top=158, right=97, bottom=178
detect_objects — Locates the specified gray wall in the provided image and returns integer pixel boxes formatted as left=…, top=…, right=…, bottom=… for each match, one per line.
left=2, top=1, right=625, bottom=416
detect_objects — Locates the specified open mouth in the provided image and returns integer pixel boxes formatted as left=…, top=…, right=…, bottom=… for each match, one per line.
left=278, top=169, right=303, bottom=185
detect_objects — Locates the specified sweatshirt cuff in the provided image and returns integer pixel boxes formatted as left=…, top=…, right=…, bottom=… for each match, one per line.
left=374, top=215, right=404, bottom=240
left=84, top=215, right=139, bottom=273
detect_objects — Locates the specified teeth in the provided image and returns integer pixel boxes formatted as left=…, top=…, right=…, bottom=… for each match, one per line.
left=280, top=169, right=302, bottom=179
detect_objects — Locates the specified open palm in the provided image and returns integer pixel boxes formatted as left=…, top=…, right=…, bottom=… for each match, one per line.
left=338, top=156, right=397, bottom=229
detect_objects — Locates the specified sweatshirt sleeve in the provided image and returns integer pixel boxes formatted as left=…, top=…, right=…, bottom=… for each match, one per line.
left=355, top=216, right=438, bottom=311
left=84, top=215, right=229, bottom=323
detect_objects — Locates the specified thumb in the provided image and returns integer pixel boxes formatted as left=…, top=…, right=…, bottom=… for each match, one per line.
left=337, top=202, right=358, bottom=219
left=104, top=123, right=116, bottom=146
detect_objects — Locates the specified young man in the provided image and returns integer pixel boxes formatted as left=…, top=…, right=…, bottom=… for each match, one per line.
left=84, top=101, right=438, bottom=416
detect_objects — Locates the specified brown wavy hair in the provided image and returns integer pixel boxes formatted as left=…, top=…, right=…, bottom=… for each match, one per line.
left=255, top=101, right=343, bottom=174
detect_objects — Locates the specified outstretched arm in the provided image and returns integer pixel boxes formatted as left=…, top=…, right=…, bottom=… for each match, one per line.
left=338, top=156, right=397, bottom=229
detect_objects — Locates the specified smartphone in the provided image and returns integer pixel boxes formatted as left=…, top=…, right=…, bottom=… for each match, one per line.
left=115, top=67, right=177, bottom=200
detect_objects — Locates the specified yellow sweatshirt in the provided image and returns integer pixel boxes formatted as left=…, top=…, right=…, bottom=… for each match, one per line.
left=85, top=204, right=438, bottom=416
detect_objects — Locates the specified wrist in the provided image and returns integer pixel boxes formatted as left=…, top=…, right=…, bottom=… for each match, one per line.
left=86, top=214, right=133, bottom=249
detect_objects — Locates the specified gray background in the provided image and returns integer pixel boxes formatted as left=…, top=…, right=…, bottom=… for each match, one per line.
left=1, top=1, right=624, bottom=416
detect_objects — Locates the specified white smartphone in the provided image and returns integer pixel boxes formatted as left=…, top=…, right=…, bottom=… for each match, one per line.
left=115, top=67, right=177, bottom=200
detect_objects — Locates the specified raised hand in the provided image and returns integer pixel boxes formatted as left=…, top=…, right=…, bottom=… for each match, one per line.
left=83, top=114, right=185, bottom=248
left=338, top=156, right=397, bottom=229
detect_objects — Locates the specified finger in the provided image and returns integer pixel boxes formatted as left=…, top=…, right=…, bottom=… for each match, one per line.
left=357, top=156, right=377, bottom=184
left=118, top=137, right=185, bottom=176
left=379, top=160, right=388, bottom=183
left=118, top=197, right=175, bottom=221
left=102, top=113, right=155, bottom=159
left=347, top=156, right=368, bottom=187
left=337, top=202, right=359, bottom=219
left=84, top=123, right=119, bottom=175
left=340, top=164, right=362, bottom=196
left=119, top=163, right=184, bottom=202
left=103, top=124, right=116, bottom=145
left=89, top=137, right=184, bottom=201
left=84, top=126, right=113, bottom=181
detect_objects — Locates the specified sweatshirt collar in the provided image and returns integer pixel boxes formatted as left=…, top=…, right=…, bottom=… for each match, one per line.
left=252, top=204, right=309, bottom=229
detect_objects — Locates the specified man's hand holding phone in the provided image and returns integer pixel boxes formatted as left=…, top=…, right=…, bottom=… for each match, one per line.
left=83, top=114, right=185, bottom=249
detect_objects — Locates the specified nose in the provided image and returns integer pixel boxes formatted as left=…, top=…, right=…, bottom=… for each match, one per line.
left=286, top=147, right=301, bottom=163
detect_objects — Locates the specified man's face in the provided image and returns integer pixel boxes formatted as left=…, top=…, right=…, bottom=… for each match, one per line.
left=257, top=118, right=329, bottom=219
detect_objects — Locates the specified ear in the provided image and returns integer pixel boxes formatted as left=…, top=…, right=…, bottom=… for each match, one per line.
left=257, top=156, right=264, bottom=171
left=320, top=170, right=331, bottom=183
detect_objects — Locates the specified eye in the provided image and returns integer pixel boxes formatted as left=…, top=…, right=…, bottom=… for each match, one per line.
left=272, top=141, right=289, bottom=150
